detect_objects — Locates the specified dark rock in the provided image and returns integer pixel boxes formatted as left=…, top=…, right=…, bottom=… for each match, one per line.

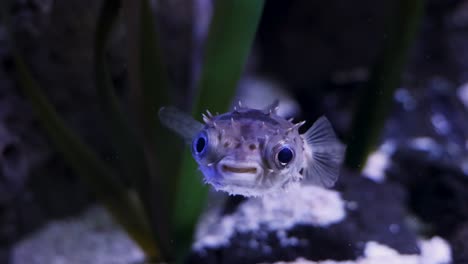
left=385, top=79, right=468, bottom=148
left=188, top=171, right=419, bottom=264
left=220, top=195, right=246, bottom=216
left=387, top=145, right=468, bottom=237
left=0, top=246, right=10, bottom=264
left=190, top=226, right=357, bottom=264
left=451, top=222, right=468, bottom=264
left=334, top=171, right=420, bottom=256
left=382, top=75, right=468, bottom=239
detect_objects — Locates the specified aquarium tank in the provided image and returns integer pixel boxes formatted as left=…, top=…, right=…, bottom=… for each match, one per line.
left=0, top=0, right=466, bottom=263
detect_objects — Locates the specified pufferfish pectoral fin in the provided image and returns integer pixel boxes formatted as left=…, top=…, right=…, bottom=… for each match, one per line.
left=301, top=116, right=346, bottom=188
left=158, top=106, right=204, bottom=144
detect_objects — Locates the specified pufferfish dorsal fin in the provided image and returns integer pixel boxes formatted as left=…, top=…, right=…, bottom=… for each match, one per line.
left=158, top=106, right=204, bottom=144
left=301, top=116, right=345, bottom=188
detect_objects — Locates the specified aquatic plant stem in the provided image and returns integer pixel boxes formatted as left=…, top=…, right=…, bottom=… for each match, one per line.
left=344, top=0, right=424, bottom=170
left=123, top=0, right=181, bottom=260
left=173, top=0, right=265, bottom=261
left=95, top=0, right=166, bottom=260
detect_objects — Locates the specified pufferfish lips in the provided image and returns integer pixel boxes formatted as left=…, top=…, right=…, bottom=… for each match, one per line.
left=216, top=158, right=263, bottom=179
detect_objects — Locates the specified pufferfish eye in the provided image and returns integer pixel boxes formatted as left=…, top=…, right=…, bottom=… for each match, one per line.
left=193, top=132, right=208, bottom=155
left=276, top=146, right=294, bottom=167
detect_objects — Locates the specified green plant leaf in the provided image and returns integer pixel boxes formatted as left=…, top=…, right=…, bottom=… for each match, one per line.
left=95, top=0, right=163, bottom=259
left=173, top=0, right=265, bottom=259
left=95, top=0, right=151, bottom=217
left=344, top=0, right=424, bottom=170
left=122, top=0, right=181, bottom=260
left=193, top=0, right=265, bottom=114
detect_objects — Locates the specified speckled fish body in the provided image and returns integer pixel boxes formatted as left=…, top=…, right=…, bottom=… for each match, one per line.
left=159, top=102, right=345, bottom=197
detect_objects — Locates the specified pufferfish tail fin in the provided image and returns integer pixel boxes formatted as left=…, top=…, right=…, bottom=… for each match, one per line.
left=301, top=116, right=346, bottom=188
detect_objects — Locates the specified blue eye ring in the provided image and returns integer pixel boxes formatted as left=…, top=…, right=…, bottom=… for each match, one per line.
left=276, top=146, right=294, bottom=167
left=193, top=132, right=208, bottom=156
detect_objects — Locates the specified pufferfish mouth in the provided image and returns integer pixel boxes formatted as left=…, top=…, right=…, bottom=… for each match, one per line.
left=216, top=159, right=262, bottom=179
left=221, top=165, right=257, bottom=174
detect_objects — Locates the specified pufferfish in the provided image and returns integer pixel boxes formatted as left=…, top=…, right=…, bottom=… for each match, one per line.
left=159, top=101, right=345, bottom=197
